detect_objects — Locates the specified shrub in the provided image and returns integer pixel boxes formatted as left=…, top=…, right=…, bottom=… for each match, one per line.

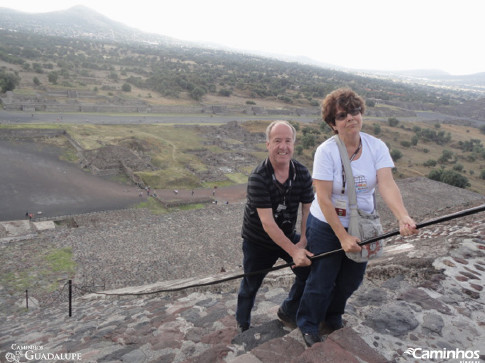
left=121, top=83, right=131, bottom=92
left=453, top=164, right=464, bottom=172
left=366, top=99, right=376, bottom=107
left=428, top=168, right=470, bottom=188
left=423, top=159, right=437, bottom=167
left=320, top=122, right=332, bottom=133
left=302, top=134, right=316, bottom=149
left=438, top=149, right=453, bottom=164
left=218, top=88, right=232, bottom=97
left=190, top=87, right=206, bottom=101
left=47, top=71, right=58, bottom=84
left=400, top=140, right=411, bottom=148
left=0, top=70, right=20, bottom=92
left=388, top=117, right=399, bottom=127
left=289, top=121, right=300, bottom=131
left=440, top=170, right=470, bottom=188
left=390, top=149, right=402, bottom=161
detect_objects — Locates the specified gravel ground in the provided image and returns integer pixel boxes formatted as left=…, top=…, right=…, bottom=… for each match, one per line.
left=0, top=202, right=246, bottom=315
left=54, top=204, right=247, bottom=289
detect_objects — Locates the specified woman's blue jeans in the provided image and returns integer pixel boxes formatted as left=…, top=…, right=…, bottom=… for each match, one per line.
left=236, top=234, right=310, bottom=328
left=297, top=213, right=367, bottom=335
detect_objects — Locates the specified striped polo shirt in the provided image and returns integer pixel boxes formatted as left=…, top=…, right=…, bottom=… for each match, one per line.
left=241, top=158, right=314, bottom=249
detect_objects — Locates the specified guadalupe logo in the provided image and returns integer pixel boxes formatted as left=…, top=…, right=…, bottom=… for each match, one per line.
left=5, top=344, right=82, bottom=362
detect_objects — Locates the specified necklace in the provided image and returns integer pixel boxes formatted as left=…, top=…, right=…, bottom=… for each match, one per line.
left=349, top=138, right=362, bottom=161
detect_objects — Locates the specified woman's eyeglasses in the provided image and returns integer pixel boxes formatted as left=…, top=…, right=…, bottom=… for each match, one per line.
left=335, top=107, right=361, bottom=121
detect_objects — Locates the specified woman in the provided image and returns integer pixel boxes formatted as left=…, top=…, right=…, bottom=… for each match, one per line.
left=297, top=88, right=418, bottom=347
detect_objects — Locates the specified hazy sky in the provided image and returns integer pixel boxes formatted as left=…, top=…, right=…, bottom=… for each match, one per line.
left=1, top=0, right=483, bottom=75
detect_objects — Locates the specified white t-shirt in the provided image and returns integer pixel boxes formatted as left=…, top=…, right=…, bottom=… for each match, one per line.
left=310, top=133, right=394, bottom=227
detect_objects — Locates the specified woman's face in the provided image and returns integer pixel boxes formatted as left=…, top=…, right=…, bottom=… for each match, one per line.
left=332, top=106, right=362, bottom=136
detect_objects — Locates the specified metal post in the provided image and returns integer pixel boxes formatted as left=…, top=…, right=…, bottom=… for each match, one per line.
left=68, top=280, right=72, bottom=317
left=26, top=289, right=28, bottom=310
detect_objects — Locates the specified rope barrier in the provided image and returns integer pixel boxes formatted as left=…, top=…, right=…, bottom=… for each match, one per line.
left=87, top=203, right=485, bottom=297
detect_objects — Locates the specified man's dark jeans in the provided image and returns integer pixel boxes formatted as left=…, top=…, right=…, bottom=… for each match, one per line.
left=236, top=234, right=309, bottom=328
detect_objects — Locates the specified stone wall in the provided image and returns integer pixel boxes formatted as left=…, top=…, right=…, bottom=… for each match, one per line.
left=0, top=128, right=66, bottom=139
left=1, top=90, right=320, bottom=116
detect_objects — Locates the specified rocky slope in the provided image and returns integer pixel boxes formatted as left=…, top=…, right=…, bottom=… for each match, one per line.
left=1, top=178, right=484, bottom=362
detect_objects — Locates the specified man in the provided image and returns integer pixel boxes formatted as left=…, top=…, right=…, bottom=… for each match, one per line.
left=236, top=120, right=314, bottom=332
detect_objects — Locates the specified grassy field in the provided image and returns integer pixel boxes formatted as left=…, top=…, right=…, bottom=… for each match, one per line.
left=0, top=244, right=76, bottom=295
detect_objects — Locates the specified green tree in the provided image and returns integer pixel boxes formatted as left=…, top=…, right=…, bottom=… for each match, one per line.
left=0, top=71, right=20, bottom=92
left=108, top=71, right=119, bottom=81
left=289, top=121, right=300, bottom=132
left=428, top=168, right=444, bottom=182
left=190, top=87, right=206, bottom=101
left=438, top=149, right=453, bottom=164
left=301, top=134, right=316, bottom=149
left=440, top=170, right=470, bottom=188
left=320, top=122, right=331, bottom=133
left=366, top=99, right=376, bottom=107
left=302, top=126, right=320, bottom=136
left=373, top=123, right=381, bottom=135
left=121, top=83, right=131, bottom=92
left=48, top=71, right=59, bottom=84
left=32, top=63, right=43, bottom=73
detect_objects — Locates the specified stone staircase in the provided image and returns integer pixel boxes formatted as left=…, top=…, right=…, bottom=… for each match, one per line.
left=1, top=210, right=484, bottom=362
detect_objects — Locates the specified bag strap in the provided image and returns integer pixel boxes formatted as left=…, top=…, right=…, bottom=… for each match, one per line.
left=334, top=135, right=357, bottom=209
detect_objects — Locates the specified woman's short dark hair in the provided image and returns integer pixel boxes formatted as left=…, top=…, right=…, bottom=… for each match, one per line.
left=321, top=88, right=366, bottom=134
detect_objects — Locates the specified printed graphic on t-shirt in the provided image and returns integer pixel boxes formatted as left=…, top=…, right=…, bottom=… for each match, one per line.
left=355, top=175, right=367, bottom=193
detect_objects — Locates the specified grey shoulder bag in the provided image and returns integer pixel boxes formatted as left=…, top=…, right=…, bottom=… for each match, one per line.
left=334, top=135, right=384, bottom=262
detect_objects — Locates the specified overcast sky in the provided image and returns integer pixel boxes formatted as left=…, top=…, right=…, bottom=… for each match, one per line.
left=1, top=0, right=483, bottom=75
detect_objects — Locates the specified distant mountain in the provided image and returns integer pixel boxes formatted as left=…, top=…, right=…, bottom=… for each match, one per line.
left=0, top=5, right=181, bottom=46
left=360, top=68, right=485, bottom=88
left=393, top=69, right=451, bottom=78
left=0, top=5, right=484, bottom=94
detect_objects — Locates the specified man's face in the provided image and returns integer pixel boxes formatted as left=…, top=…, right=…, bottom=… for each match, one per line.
left=267, top=123, right=294, bottom=167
